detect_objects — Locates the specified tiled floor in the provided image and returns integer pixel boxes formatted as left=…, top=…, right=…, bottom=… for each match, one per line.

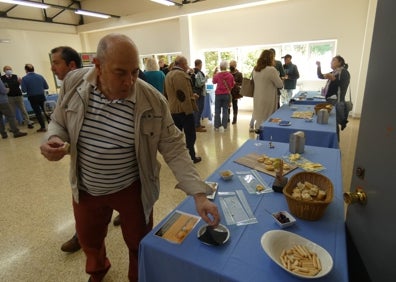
left=0, top=110, right=359, bottom=281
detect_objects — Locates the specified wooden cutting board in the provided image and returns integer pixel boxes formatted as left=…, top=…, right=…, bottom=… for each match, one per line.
left=234, top=153, right=297, bottom=177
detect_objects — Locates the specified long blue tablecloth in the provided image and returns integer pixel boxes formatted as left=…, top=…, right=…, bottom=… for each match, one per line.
left=138, top=140, right=347, bottom=282
left=259, top=104, right=338, bottom=148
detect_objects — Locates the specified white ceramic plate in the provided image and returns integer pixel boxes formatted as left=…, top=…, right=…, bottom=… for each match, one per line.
left=260, top=230, right=333, bottom=279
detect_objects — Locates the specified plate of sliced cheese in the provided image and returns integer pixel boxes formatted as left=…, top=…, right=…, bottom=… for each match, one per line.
left=284, top=154, right=325, bottom=172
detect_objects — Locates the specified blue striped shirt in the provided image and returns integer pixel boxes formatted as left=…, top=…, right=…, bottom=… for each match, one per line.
left=78, top=89, right=139, bottom=196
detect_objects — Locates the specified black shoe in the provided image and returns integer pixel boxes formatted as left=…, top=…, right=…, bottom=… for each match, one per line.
left=1, top=133, right=7, bottom=139
left=232, top=117, right=237, bottom=124
left=14, top=132, right=27, bottom=138
left=113, top=214, right=121, bottom=226
left=36, top=128, right=47, bottom=132
left=193, top=157, right=202, bottom=164
left=28, top=124, right=34, bottom=129
left=61, top=235, right=81, bottom=253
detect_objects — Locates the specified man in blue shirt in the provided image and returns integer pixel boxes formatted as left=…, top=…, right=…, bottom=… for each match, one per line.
left=21, top=64, right=49, bottom=132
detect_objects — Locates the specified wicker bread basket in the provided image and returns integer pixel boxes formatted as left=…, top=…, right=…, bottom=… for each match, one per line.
left=283, top=172, right=334, bottom=221
left=314, top=103, right=333, bottom=114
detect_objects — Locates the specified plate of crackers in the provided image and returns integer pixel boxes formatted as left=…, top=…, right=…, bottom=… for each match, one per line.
left=261, top=230, right=333, bottom=279
left=234, top=153, right=297, bottom=177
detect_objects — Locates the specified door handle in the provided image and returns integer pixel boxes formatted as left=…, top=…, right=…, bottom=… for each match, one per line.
left=343, top=187, right=367, bottom=205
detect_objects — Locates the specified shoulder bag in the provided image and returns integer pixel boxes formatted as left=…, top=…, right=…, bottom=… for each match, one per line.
left=240, top=73, right=254, bottom=97
left=222, top=79, right=233, bottom=104
left=336, top=87, right=353, bottom=130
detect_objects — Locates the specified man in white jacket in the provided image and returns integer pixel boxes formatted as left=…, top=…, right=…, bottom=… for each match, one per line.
left=40, top=33, right=220, bottom=282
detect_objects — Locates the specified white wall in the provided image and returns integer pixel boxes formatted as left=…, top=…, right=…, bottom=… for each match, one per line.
left=80, top=19, right=181, bottom=56
left=0, top=19, right=80, bottom=92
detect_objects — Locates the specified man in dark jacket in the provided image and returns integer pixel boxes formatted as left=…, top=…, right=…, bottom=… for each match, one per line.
left=1, top=65, right=34, bottom=128
left=282, top=54, right=300, bottom=104
left=192, top=59, right=207, bottom=132
left=229, top=60, right=243, bottom=124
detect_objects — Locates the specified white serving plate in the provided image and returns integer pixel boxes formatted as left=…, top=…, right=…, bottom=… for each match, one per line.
left=260, top=230, right=333, bottom=279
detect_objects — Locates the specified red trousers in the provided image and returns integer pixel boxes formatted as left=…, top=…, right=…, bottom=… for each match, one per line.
left=73, top=180, right=153, bottom=282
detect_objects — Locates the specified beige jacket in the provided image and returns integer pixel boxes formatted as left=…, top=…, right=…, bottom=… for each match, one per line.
left=164, top=67, right=198, bottom=115
left=45, top=67, right=211, bottom=223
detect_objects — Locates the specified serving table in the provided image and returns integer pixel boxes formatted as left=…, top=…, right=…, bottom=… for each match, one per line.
left=259, top=104, right=338, bottom=148
left=138, top=140, right=347, bottom=282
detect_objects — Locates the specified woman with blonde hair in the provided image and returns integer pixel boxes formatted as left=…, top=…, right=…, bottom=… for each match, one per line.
left=252, top=49, right=284, bottom=130
left=144, top=57, right=165, bottom=94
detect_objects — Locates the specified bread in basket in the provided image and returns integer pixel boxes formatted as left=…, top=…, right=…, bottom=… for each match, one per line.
left=283, top=172, right=334, bottom=221
left=314, top=103, right=333, bottom=114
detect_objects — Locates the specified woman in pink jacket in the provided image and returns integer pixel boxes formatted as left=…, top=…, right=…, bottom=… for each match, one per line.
left=212, top=60, right=235, bottom=131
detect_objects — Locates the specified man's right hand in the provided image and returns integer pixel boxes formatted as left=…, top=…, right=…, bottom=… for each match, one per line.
left=40, top=136, right=69, bottom=161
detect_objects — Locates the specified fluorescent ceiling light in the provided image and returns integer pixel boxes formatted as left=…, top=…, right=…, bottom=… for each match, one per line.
left=75, top=9, right=111, bottom=19
left=150, top=0, right=175, bottom=6
left=0, top=0, right=49, bottom=9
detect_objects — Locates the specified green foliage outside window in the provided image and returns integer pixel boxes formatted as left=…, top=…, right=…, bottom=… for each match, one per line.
left=201, top=40, right=335, bottom=81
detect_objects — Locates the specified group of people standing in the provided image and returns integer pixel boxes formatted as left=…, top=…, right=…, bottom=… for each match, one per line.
left=0, top=63, right=52, bottom=139
left=0, top=66, right=28, bottom=139
left=144, top=56, right=244, bottom=162
left=249, top=48, right=350, bottom=133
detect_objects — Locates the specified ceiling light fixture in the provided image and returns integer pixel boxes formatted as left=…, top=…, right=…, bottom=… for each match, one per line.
left=74, top=9, right=111, bottom=19
left=150, top=0, right=175, bottom=7
left=0, top=0, right=49, bottom=9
